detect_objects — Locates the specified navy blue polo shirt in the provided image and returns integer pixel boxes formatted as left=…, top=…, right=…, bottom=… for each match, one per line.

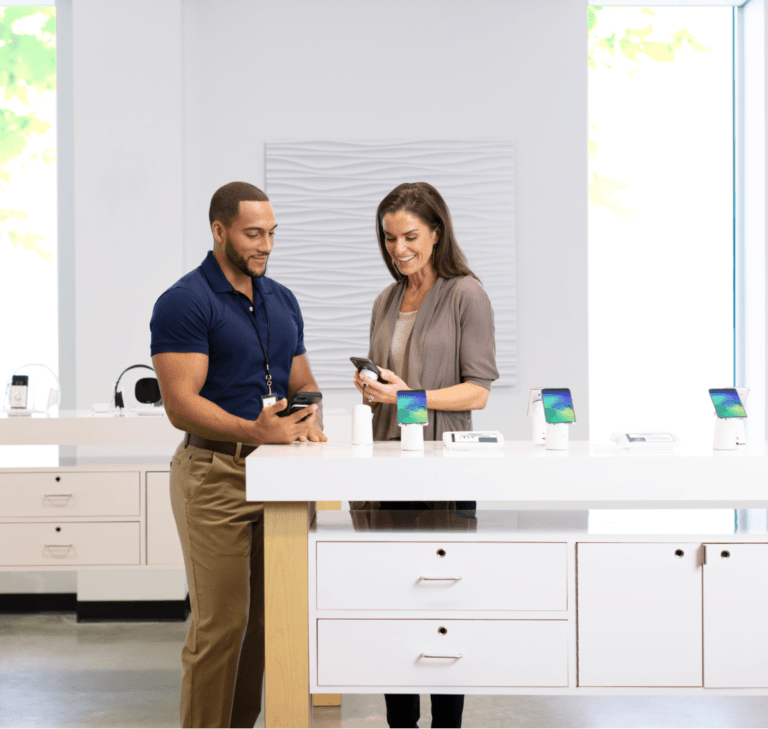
left=150, top=251, right=306, bottom=420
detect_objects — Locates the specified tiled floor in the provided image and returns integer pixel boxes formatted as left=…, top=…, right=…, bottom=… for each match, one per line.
left=1, top=613, right=768, bottom=728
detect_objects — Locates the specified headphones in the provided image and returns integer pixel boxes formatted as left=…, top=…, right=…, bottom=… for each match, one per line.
left=114, top=364, right=162, bottom=409
left=8, top=363, right=60, bottom=411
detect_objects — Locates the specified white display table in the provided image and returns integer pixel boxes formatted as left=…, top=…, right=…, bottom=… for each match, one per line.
left=0, top=410, right=184, bottom=573
left=246, top=440, right=768, bottom=728
left=247, top=440, right=768, bottom=507
left=0, top=409, right=180, bottom=446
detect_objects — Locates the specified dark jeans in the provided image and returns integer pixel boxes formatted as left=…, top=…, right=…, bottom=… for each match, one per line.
left=379, top=501, right=470, bottom=728
left=385, top=693, right=465, bottom=728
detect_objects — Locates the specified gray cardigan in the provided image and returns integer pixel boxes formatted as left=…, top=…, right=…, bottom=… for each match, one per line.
left=351, top=275, right=499, bottom=511
left=369, top=275, right=499, bottom=442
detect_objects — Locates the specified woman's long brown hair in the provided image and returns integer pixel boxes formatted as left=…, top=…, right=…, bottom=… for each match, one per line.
left=375, top=182, right=481, bottom=283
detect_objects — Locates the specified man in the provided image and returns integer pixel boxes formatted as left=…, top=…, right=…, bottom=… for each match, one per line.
left=150, top=181, right=326, bottom=728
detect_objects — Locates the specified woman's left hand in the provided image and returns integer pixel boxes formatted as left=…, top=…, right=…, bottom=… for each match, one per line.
left=353, top=368, right=410, bottom=405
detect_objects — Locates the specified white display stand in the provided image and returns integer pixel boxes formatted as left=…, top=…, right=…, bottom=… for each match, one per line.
left=546, top=422, right=569, bottom=450
left=532, top=400, right=546, bottom=445
left=527, top=390, right=546, bottom=445
left=400, top=423, right=425, bottom=451
left=713, top=417, right=740, bottom=451
left=351, top=404, right=373, bottom=446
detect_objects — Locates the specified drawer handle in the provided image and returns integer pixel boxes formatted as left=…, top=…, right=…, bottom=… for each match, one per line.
left=421, top=653, right=463, bottom=659
left=44, top=544, right=74, bottom=556
left=44, top=494, right=73, bottom=502
left=419, top=576, right=462, bottom=581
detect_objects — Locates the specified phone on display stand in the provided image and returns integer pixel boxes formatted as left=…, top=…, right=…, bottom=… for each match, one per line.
left=277, top=391, right=322, bottom=420
left=709, top=388, right=747, bottom=418
left=350, top=357, right=387, bottom=384
left=397, top=390, right=428, bottom=426
left=541, top=388, right=576, bottom=424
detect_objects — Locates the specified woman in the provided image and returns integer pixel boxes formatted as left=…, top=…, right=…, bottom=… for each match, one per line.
left=352, top=181, right=499, bottom=729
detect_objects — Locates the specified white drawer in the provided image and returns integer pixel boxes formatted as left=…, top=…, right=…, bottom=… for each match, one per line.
left=0, top=522, right=140, bottom=566
left=316, top=542, right=567, bottom=611
left=317, top=619, right=569, bottom=687
left=0, top=472, right=140, bottom=517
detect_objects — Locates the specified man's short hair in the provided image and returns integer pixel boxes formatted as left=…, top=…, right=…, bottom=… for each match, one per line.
left=209, top=182, right=269, bottom=228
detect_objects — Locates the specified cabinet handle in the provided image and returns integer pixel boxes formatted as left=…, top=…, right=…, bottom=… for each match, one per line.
left=44, top=494, right=73, bottom=500
left=419, top=576, right=463, bottom=581
left=421, top=653, right=463, bottom=659
left=44, top=544, right=73, bottom=554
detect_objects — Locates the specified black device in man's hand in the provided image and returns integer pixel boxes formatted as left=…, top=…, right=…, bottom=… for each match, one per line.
left=276, top=391, right=322, bottom=420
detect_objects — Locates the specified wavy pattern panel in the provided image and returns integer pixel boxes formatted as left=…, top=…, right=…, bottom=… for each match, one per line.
left=265, top=140, right=516, bottom=389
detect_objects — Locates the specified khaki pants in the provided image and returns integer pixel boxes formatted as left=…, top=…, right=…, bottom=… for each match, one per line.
left=170, top=440, right=265, bottom=728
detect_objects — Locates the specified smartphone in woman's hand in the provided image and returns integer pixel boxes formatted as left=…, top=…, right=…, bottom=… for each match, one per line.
left=350, top=357, right=387, bottom=384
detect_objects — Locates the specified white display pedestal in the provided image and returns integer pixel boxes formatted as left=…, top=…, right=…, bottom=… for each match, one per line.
left=546, top=422, right=569, bottom=451
left=713, top=418, right=739, bottom=451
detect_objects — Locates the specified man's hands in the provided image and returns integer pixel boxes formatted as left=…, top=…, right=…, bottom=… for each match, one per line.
left=353, top=367, right=409, bottom=405
left=250, top=399, right=328, bottom=444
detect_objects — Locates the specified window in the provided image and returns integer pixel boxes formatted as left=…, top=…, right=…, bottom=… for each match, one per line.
left=588, top=6, right=735, bottom=534
left=0, top=5, right=57, bottom=465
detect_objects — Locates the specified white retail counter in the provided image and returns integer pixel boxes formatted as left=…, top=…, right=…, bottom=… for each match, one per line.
left=246, top=439, right=768, bottom=727
left=247, top=440, right=768, bottom=508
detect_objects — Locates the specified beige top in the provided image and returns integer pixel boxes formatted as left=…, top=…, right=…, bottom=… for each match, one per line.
left=390, top=310, right=418, bottom=378
left=350, top=275, right=499, bottom=512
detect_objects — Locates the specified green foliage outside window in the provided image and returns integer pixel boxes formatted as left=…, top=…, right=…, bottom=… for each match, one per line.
left=588, top=6, right=711, bottom=221
left=0, top=6, right=56, bottom=261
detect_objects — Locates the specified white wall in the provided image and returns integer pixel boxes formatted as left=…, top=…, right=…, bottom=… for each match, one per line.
left=67, top=0, right=185, bottom=414
left=181, top=0, right=589, bottom=440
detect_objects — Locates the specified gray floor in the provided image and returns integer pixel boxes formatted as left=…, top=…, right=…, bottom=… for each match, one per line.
left=2, top=614, right=768, bottom=728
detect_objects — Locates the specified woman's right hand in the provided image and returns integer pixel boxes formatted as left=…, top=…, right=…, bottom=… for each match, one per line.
left=353, top=367, right=409, bottom=405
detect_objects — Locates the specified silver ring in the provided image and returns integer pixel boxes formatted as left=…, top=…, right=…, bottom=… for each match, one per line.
left=368, top=395, right=374, bottom=402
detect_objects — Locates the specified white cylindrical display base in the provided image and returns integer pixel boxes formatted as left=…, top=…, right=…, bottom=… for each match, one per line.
left=351, top=404, right=373, bottom=445
left=545, top=422, right=569, bottom=451
left=735, top=419, right=747, bottom=446
left=400, top=423, right=425, bottom=451
left=532, top=400, right=547, bottom=445
left=713, top=418, right=739, bottom=450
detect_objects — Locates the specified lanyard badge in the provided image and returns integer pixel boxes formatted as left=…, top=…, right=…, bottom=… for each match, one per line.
left=235, top=281, right=274, bottom=402
left=261, top=393, right=278, bottom=408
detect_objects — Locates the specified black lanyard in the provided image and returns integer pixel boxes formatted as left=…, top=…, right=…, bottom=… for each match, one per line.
left=233, top=281, right=272, bottom=396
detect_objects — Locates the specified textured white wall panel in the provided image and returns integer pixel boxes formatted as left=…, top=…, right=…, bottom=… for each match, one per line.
left=265, top=140, right=516, bottom=389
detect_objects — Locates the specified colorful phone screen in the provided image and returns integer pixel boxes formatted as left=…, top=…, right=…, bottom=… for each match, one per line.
left=709, top=388, right=747, bottom=418
left=397, top=390, right=428, bottom=425
left=541, top=388, right=575, bottom=424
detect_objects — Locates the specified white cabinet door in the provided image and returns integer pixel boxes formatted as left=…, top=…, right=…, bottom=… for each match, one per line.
left=317, top=619, right=569, bottom=688
left=146, top=471, right=184, bottom=565
left=577, top=542, right=702, bottom=687
left=704, top=543, right=768, bottom=688
left=316, top=541, right=567, bottom=611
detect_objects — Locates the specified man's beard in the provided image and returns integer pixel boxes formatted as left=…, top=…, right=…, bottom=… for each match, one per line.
left=224, top=235, right=267, bottom=278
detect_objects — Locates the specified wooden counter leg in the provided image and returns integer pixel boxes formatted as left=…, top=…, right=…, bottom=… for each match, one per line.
left=313, top=501, right=342, bottom=709
left=264, top=501, right=315, bottom=728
